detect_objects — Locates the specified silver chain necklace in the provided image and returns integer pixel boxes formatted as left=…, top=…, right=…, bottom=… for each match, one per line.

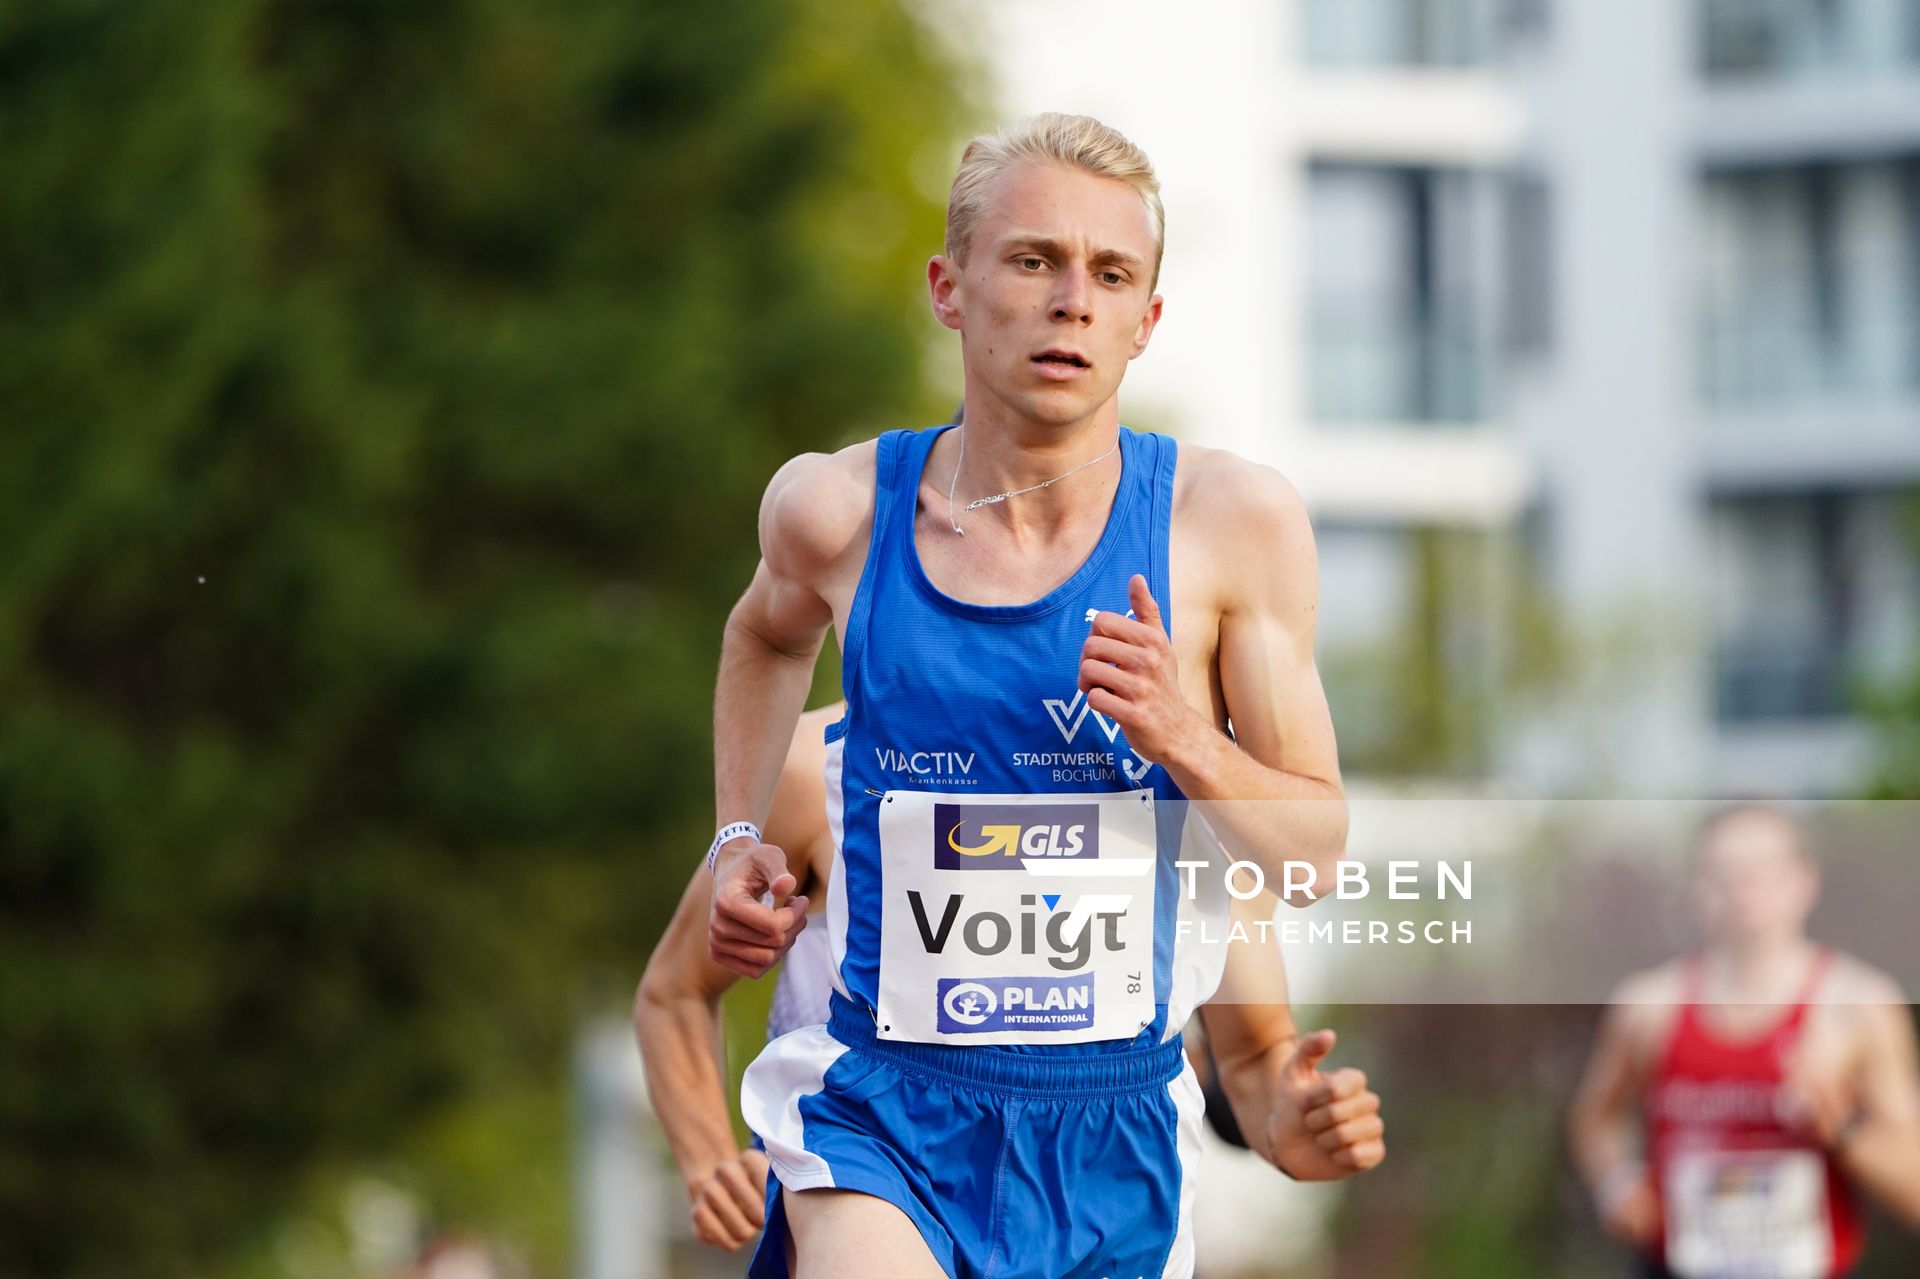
left=945, top=426, right=1120, bottom=536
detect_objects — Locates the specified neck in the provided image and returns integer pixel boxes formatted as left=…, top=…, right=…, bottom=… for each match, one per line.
left=1703, top=935, right=1816, bottom=997
left=937, top=401, right=1123, bottom=539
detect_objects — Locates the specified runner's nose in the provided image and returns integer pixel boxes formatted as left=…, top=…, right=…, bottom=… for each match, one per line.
left=1052, top=269, right=1092, bottom=324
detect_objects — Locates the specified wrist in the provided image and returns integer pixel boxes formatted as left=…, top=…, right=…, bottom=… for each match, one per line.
left=710, top=838, right=756, bottom=876
left=681, top=1140, right=748, bottom=1200
left=1242, top=1048, right=1297, bottom=1174
left=1263, top=1089, right=1302, bottom=1182
left=680, top=1149, right=726, bottom=1199
left=1268, top=1146, right=1301, bottom=1180
left=1595, top=1160, right=1646, bottom=1216
left=1158, top=713, right=1220, bottom=790
left=707, top=820, right=761, bottom=873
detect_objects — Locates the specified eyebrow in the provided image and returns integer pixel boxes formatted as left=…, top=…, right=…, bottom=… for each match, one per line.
left=1003, top=235, right=1147, bottom=274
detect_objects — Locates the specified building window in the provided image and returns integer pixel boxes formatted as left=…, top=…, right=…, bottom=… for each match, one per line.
left=1698, top=158, right=1920, bottom=411
left=1300, top=0, right=1548, bottom=69
left=1306, top=163, right=1505, bottom=424
left=1699, top=0, right=1920, bottom=80
left=1710, top=492, right=1918, bottom=723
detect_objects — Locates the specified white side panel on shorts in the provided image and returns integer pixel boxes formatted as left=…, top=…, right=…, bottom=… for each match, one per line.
left=765, top=924, right=834, bottom=1041
left=740, top=1024, right=850, bottom=1191
left=1163, top=805, right=1230, bottom=1042
left=1162, top=1057, right=1206, bottom=1278
left=822, top=734, right=850, bottom=999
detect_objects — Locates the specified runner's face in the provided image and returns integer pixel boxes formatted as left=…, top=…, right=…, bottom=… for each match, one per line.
left=1691, top=816, right=1818, bottom=945
left=935, top=164, right=1162, bottom=427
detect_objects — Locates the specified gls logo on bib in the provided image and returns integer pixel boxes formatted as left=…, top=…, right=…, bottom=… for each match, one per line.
left=934, top=802, right=1098, bottom=870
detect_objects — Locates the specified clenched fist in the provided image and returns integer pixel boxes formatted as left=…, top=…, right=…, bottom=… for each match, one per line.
left=708, top=839, right=809, bottom=978
left=1267, top=1029, right=1387, bottom=1180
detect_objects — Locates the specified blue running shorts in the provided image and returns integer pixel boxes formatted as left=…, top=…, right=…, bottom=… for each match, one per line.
left=741, top=992, right=1204, bottom=1279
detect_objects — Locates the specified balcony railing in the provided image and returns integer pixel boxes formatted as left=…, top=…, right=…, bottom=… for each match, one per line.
left=1309, top=304, right=1491, bottom=424
left=1699, top=307, right=1920, bottom=409
left=1716, top=639, right=1849, bottom=721
left=1300, top=0, right=1533, bottom=69
left=1700, top=0, right=1920, bottom=80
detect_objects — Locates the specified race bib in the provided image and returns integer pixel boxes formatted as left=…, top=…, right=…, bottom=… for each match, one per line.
left=874, top=788, right=1159, bottom=1045
left=1665, top=1148, right=1832, bottom=1279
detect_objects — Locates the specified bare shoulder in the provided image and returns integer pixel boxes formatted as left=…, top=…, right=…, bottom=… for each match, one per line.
left=760, top=438, right=879, bottom=578
left=1172, top=443, right=1316, bottom=611
left=1606, top=962, right=1687, bottom=1049
left=1611, top=960, right=1687, bottom=1007
left=1824, top=951, right=1910, bottom=1007
left=1803, top=954, right=1913, bottom=1061
left=1173, top=443, right=1304, bottom=522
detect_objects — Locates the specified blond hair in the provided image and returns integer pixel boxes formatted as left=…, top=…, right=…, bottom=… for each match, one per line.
left=944, top=113, right=1165, bottom=289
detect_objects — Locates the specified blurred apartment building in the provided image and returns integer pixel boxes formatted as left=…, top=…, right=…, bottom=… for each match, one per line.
left=973, top=0, right=1920, bottom=798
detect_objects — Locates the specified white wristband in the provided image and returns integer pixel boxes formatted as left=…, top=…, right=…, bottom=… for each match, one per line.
left=707, top=821, right=761, bottom=873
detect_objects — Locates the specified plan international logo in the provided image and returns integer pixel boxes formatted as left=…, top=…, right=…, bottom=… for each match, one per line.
left=936, top=975, right=1094, bottom=1033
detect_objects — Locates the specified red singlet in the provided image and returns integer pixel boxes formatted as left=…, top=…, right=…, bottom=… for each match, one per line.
left=1645, top=948, right=1864, bottom=1278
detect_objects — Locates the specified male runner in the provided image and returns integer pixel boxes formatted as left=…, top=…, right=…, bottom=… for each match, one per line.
left=1569, top=802, right=1920, bottom=1278
left=706, top=113, right=1350, bottom=1277
left=639, top=707, right=1384, bottom=1253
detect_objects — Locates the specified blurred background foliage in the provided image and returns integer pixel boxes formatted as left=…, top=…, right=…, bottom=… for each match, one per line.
left=0, top=0, right=972, bottom=1274
left=1862, top=492, right=1920, bottom=798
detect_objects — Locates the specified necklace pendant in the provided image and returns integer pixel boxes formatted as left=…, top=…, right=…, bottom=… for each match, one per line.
left=953, top=435, right=1115, bottom=517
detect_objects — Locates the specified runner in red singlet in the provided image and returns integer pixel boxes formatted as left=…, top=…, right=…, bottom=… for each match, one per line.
left=1570, top=802, right=1920, bottom=1279
left=1643, top=947, right=1865, bottom=1277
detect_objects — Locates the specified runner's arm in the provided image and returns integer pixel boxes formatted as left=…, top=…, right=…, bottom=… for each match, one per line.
left=1568, top=991, right=1660, bottom=1233
left=636, top=869, right=751, bottom=1193
left=709, top=448, right=870, bottom=971
left=1834, top=995, right=1920, bottom=1228
left=636, top=718, right=830, bottom=1218
left=1157, top=460, right=1346, bottom=902
left=1196, top=894, right=1385, bottom=1178
left=1195, top=893, right=1298, bottom=1166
